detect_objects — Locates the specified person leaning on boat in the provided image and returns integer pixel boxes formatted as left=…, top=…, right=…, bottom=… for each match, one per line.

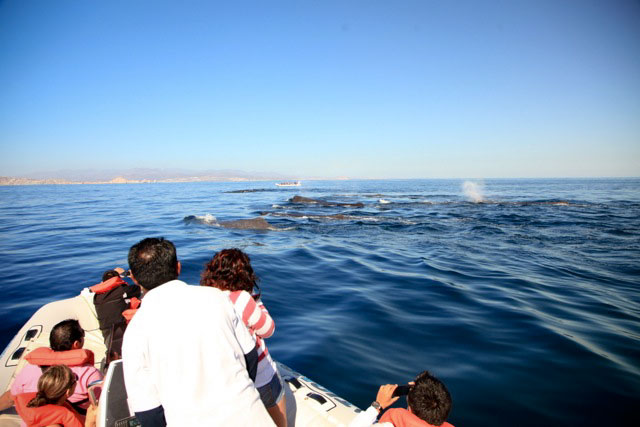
left=200, top=248, right=287, bottom=427
left=349, top=371, right=454, bottom=427
left=121, top=237, right=274, bottom=426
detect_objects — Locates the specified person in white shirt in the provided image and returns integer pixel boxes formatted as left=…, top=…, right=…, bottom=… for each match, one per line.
left=121, top=237, right=274, bottom=426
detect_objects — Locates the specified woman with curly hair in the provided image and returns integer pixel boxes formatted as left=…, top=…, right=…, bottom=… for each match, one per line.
left=201, top=248, right=287, bottom=427
left=14, top=364, right=98, bottom=427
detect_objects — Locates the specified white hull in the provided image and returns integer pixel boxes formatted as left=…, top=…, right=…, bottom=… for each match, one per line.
left=0, top=292, right=360, bottom=426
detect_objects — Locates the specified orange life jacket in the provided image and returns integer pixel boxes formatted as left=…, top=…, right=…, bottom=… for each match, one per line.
left=13, top=392, right=84, bottom=427
left=122, top=296, right=141, bottom=323
left=89, top=276, right=127, bottom=293
left=380, top=408, right=455, bottom=427
left=25, top=347, right=94, bottom=367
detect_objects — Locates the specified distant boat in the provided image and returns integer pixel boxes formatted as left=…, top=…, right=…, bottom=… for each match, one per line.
left=275, top=181, right=301, bottom=187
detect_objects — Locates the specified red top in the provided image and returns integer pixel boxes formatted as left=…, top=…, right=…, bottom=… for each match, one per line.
left=380, top=408, right=454, bottom=427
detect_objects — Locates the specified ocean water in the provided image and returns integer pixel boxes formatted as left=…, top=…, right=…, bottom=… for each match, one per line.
left=0, top=178, right=639, bottom=426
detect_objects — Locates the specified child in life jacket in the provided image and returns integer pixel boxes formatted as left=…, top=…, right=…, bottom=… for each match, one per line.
left=13, top=364, right=98, bottom=427
left=7, top=319, right=102, bottom=414
left=349, top=370, right=454, bottom=427
left=200, top=248, right=287, bottom=427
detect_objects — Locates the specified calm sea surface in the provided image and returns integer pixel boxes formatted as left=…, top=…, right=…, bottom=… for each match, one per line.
left=1, top=179, right=639, bottom=426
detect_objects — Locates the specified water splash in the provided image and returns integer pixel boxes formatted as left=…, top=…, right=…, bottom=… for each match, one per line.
left=462, top=181, right=485, bottom=203
left=184, top=213, right=218, bottom=225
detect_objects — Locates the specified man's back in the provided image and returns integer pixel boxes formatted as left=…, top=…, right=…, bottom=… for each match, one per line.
left=122, top=280, right=274, bottom=426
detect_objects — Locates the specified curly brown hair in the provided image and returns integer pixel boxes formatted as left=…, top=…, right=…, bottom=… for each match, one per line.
left=200, top=249, right=259, bottom=292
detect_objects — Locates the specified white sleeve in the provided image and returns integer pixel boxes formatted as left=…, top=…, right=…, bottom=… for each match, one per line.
left=122, top=319, right=161, bottom=412
left=348, top=406, right=380, bottom=427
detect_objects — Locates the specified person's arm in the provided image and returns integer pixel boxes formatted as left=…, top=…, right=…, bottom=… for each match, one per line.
left=0, top=390, right=13, bottom=411
left=229, top=291, right=275, bottom=338
left=348, top=406, right=381, bottom=427
left=83, top=367, right=104, bottom=389
left=229, top=296, right=261, bottom=382
left=253, top=298, right=276, bottom=338
left=84, top=403, right=98, bottom=427
left=348, top=385, right=399, bottom=427
left=243, top=346, right=259, bottom=383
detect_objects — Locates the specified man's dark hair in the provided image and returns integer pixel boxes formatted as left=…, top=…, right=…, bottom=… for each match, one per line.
left=50, top=319, right=84, bottom=352
left=128, top=237, right=178, bottom=290
left=407, top=370, right=452, bottom=425
left=102, top=269, right=120, bottom=282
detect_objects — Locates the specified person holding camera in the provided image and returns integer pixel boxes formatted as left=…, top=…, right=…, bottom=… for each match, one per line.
left=349, top=370, right=454, bottom=427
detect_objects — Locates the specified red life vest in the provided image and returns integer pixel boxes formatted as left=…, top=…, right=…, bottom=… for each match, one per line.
left=25, top=347, right=94, bottom=367
left=90, top=276, right=141, bottom=358
left=13, top=392, right=84, bottom=427
left=90, top=276, right=127, bottom=293
left=122, top=296, right=141, bottom=323
left=379, top=408, right=455, bottom=427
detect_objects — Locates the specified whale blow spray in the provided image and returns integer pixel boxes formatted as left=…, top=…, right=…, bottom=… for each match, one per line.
left=463, top=181, right=485, bottom=203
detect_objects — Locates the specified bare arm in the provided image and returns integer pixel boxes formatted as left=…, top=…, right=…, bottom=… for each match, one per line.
left=0, top=390, right=13, bottom=411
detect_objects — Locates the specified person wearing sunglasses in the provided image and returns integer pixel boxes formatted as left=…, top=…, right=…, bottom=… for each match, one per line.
left=13, top=365, right=98, bottom=427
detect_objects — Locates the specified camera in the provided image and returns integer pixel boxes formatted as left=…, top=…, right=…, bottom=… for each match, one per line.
left=392, top=385, right=411, bottom=397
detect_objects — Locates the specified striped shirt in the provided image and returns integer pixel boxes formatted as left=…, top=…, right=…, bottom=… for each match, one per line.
left=227, top=290, right=277, bottom=388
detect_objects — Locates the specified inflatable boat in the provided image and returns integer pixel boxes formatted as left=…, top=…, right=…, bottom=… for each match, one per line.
left=0, top=292, right=361, bottom=426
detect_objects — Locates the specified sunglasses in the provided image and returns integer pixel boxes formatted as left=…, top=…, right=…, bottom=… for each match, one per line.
left=69, top=372, right=79, bottom=388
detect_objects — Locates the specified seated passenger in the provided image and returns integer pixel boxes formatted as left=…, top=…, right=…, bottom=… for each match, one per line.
left=350, top=370, right=454, bottom=427
left=8, top=319, right=102, bottom=413
left=201, top=249, right=287, bottom=427
left=14, top=365, right=97, bottom=427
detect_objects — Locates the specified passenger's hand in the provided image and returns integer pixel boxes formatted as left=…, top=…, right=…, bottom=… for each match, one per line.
left=85, top=403, right=98, bottom=427
left=376, top=384, right=399, bottom=410
left=114, top=267, right=125, bottom=274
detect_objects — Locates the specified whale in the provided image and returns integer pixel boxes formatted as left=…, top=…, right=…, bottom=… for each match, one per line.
left=219, top=217, right=276, bottom=230
left=184, top=215, right=277, bottom=230
left=289, top=195, right=364, bottom=208
left=259, top=211, right=352, bottom=220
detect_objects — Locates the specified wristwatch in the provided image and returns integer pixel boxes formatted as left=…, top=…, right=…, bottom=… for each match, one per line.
left=371, top=401, right=382, bottom=412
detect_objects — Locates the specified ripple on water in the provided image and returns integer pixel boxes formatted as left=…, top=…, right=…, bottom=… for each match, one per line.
left=1, top=179, right=639, bottom=426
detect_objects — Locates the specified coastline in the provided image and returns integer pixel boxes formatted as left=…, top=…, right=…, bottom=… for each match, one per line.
left=0, top=176, right=276, bottom=186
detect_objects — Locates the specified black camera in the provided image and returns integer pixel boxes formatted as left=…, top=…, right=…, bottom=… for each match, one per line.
left=392, top=385, right=411, bottom=397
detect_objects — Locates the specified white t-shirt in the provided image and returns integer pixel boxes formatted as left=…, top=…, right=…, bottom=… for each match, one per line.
left=348, top=406, right=393, bottom=427
left=122, top=280, right=274, bottom=426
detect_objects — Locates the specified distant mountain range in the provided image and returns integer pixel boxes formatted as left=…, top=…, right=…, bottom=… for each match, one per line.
left=0, top=168, right=309, bottom=185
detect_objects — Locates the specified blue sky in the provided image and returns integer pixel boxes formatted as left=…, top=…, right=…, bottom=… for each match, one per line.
left=0, top=0, right=638, bottom=179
